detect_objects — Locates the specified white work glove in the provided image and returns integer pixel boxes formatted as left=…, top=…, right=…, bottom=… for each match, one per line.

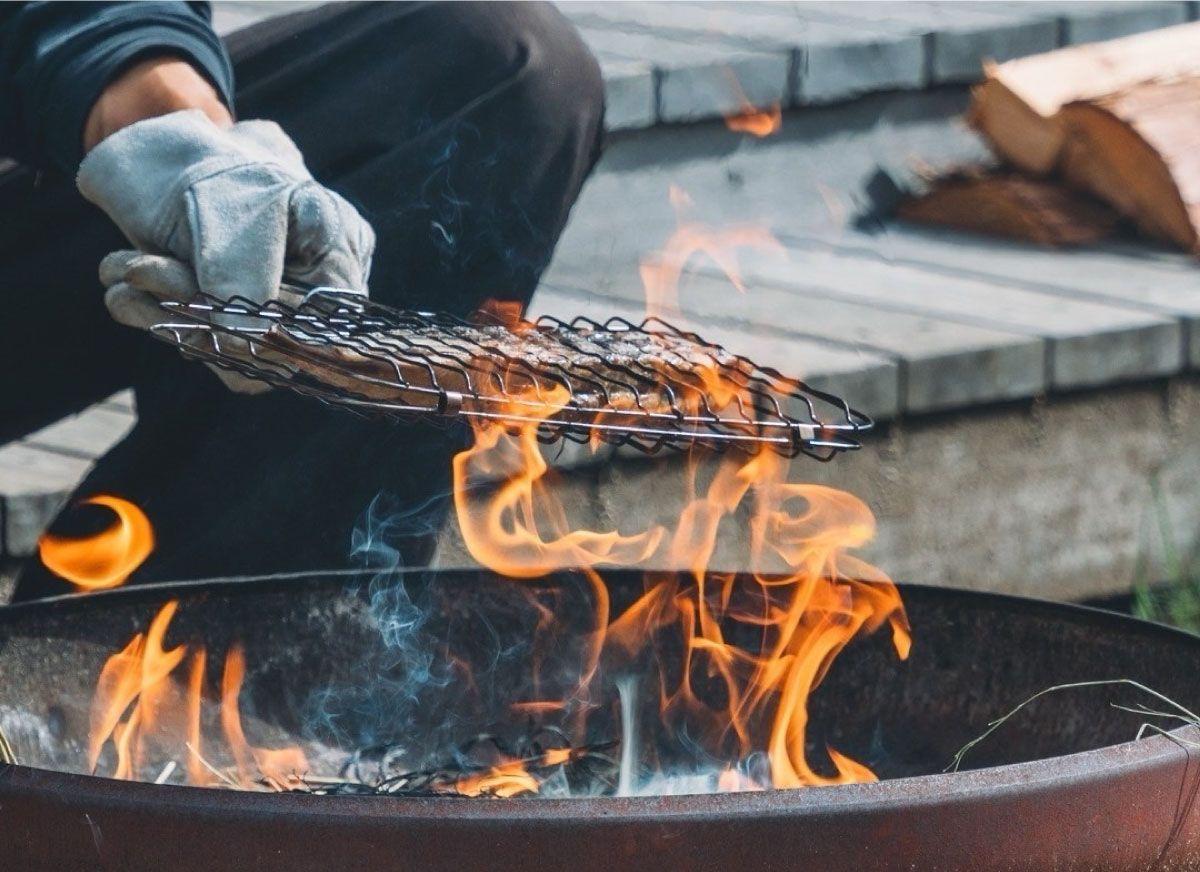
left=78, top=109, right=375, bottom=393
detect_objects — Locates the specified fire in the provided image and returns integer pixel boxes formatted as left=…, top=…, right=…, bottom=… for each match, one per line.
left=453, top=383, right=663, bottom=578
left=450, top=190, right=909, bottom=793
left=87, top=602, right=308, bottom=788
left=221, top=643, right=310, bottom=788
left=453, top=382, right=909, bottom=789
left=638, top=186, right=785, bottom=318
left=76, top=188, right=907, bottom=797
left=725, top=105, right=782, bottom=138
left=452, top=759, right=539, bottom=798
left=722, top=66, right=783, bottom=138
left=38, top=495, right=154, bottom=590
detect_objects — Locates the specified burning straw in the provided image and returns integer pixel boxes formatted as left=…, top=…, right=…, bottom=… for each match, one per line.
left=297, top=734, right=619, bottom=799
left=0, top=722, right=15, bottom=766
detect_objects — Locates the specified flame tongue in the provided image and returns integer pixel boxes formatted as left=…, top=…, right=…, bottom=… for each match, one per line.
left=88, top=602, right=309, bottom=788
left=39, top=495, right=154, bottom=591
left=449, top=192, right=908, bottom=793
left=453, top=403, right=909, bottom=789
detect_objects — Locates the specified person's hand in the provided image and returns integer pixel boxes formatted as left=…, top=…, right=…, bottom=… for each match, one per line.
left=78, top=108, right=375, bottom=392
left=98, top=249, right=291, bottom=394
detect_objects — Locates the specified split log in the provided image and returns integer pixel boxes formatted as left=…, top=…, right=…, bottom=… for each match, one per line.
left=968, top=22, right=1200, bottom=175
left=897, top=169, right=1119, bottom=247
left=1060, top=78, right=1200, bottom=252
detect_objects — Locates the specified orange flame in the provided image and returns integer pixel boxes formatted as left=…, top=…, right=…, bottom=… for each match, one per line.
left=452, top=759, right=540, bottom=798
left=39, top=495, right=154, bottom=590
left=725, top=105, right=782, bottom=138
left=88, top=601, right=186, bottom=777
left=88, top=602, right=308, bottom=788
left=221, top=643, right=310, bottom=788
left=453, top=379, right=909, bottom=788
left=453, top=383, right=663, bottom=578
left=638, top=186, right=786, bottom=318
left=450, top=189, right=908, bottom=791
left=722, top=66, right=783, bottom=138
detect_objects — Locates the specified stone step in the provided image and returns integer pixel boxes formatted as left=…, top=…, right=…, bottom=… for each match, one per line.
left=545, top=267, right=1045, bottom=415
left=533, top=282, right=902, bottom=421
left=734, top=245, right=1184, bottom=391
left=209, top=1, right=1198, bottom=132
left=0, top=394, right=136, bottom=558
left=784, top=228, right=1200, bottom=367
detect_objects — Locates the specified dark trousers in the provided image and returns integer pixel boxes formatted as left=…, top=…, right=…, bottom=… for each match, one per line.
left=4, top=2, right=605, bottom=599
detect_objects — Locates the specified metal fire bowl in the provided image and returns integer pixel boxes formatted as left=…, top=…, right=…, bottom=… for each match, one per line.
left=2, top=569, right=1200, bottom=871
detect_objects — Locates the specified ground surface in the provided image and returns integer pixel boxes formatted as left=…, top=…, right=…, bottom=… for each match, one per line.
left=5, top=2, right=1200, bottom=601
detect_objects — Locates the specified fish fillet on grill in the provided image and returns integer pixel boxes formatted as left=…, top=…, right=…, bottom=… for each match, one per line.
left=258, top=320, right=750, bottom=421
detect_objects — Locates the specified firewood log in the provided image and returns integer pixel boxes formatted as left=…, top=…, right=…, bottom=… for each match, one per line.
left=898, top=168, right=1120, bottom=247
left=1059, top=78, right=1200, bottom=252
left=968, top=22, right=1200, bottom=175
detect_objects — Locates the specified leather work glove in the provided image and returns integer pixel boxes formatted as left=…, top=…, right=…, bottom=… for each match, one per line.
left=78, top=109, right=375, bottom=393
left=99, top=249, right=283, bottom=394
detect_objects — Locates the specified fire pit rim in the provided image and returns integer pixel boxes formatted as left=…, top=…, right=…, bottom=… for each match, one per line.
left=1, top=569, right=1197, bottom=817
left=1, top=720, right=1194, bottom=822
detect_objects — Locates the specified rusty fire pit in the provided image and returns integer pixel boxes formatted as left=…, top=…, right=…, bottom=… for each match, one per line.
left=1, top=569, right=1199, bottom=871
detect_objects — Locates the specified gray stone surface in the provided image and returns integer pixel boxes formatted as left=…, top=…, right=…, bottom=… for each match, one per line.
left=801, top=34, right=926, bottom=104
left=575, top=26, right=790, bottom=122
left=599, top=60, right=657, bottom=130
left=0, top=396, right=135, bottom=557
left=0, top=445, right=90, bottom=557
left=563, top=1, right=927, bottom=105
left=547, top=267, right=1044, bottom=414
left=1062, top=2, right=1190, bottom=44
left=931, top=15, right=1059, bottom=82
left=737, top=246, right=1184, bottom=390
left=211, top=2, right=1196, bottom=130
left=768, top=2, right=1058, bottom=82
left=786, top=228, right=1200, bottom=367
left=22, top=406, right=135, bottom=459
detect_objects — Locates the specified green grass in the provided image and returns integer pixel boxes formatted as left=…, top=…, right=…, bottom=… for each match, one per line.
left=1132, top=478, right=1200, bottom=632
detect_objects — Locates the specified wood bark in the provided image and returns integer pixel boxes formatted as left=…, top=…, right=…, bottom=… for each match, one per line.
left=898, top=170, right=1119, bottom=247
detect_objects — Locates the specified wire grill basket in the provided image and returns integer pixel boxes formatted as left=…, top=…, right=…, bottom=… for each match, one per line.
left=148, top=289, right=872, bottom=459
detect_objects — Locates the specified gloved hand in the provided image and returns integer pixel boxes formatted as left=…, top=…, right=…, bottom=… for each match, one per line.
left=99, top=249, right=282, bottom=394
left=78, top=109, right=375, bottom=393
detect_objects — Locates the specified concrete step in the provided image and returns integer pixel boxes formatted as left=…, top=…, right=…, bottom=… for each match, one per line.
left=0, top=393, right=135, bottom=558
left=209, top=2, right=1198, bottom=131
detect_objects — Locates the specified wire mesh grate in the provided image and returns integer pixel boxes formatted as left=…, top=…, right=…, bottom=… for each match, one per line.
left=147, top=289, right=872, bottom=459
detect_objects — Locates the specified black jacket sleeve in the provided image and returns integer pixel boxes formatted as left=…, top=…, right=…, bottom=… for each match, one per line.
left=0, top=2, right=233, bottom=174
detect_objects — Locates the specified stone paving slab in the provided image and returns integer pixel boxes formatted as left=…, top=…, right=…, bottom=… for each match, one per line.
left=0, top=395, right=136, bottom=557
left=22, top=405, right=136, bottom=459
left=736, top=245, right=1184, bottom=390
left=1055, top=1, right=1190, bottom=44
left=534, top=282, right=902, bottom=420
left=785, top=227, right=1200, bottom=367
left=545, top=266, right=1045, bottom=414
left=563, top=1, right=926, bottom=105
left=574, top=25, right=790, bottom=122
left=597, top=59, right=657, bottom=130
left=0, top=444, right=90, bottom=558
left=212, top=2, right=1198, bottom=130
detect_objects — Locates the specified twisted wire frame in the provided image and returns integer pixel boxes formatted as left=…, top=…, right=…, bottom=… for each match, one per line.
left=148, top=289, right=872, bottom=459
